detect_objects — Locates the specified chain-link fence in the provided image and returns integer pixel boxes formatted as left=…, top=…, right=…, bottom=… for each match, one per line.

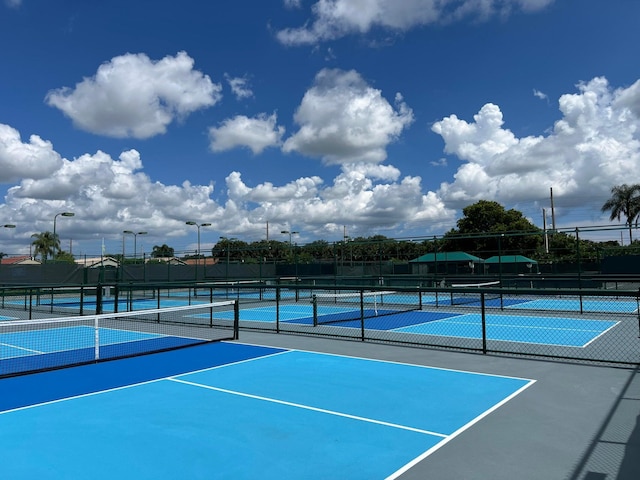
left=2, top=281, right=638, bottom=366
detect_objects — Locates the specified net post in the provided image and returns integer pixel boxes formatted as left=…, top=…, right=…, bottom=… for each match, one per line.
left=481, top=292, right=487, bottom=354
left=312, top=294, right=318, bottom=327
left=418, top=286, right=423, bottom=309
left=209, top=301, right=214, bottom=328
left=79, top=286, right=84, bottom=316
left=94, top=315, right=100, bottom=360
left=233, top=300, right=240, bottom=340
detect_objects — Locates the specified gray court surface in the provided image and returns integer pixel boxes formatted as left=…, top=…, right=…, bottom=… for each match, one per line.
left=238, top=330, right=640, bottom=480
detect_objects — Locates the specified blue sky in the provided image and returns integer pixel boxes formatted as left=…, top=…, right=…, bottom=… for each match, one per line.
left=1, top=0, right=639, bottom=258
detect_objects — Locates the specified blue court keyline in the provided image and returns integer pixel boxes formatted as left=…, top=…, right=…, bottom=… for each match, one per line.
left=0, top=342, right=285, bottom=412
left=0, top=348, right=289, bottom=416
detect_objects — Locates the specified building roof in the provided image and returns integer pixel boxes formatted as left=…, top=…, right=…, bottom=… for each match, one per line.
left=410, top=251, right=484, bottom=263
left=0, top=255, right=41, bottom=265
left=182, top=257, right=219, bottom=266
left=484, top=255, right=538, bottom=264
left=145, top=257, right=188, bottom=265
left=74, top=256, right=120, bottom=268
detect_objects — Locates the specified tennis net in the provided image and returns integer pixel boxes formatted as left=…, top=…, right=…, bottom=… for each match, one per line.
left=0, top=300, right=238, bottom=378
left=311, top=290, right=421, bottom=326
left=448, top=281, right=501, bottom=306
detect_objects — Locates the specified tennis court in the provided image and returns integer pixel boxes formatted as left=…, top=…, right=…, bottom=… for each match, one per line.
left=394, top=312, right=618, bottom=347
left=0, top=341, right=534, bottom=479
left=210, top=301, right=620, bottom=348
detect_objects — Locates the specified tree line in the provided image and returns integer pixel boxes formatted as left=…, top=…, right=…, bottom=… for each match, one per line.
left=19, top=184, right=640, bottom=264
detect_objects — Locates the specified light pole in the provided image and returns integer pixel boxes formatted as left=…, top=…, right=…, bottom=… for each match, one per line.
left=186, top=221, right=211, bottom=277
left=0, top=224, right=15, bottom=266
left=281, top=230, right=299, bottom=277
left=1, top=224, right=15, bottom=248
left=123, top=230, right=147, bottom=261
left=219, top=236, right=230, bottom=280
left=53, top=212, right=74, bottom=258
left=29, top=233, right=38, bottom=260
left=281, top=230, right=299, bottom=248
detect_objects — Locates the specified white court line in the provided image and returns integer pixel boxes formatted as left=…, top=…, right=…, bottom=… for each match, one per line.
left=0, top=342, right=45, bottom=354
left=233, top=343, right=536, bottom=382
left=386, top=380, right=535, bottom=480
left=168, top=376, right=447, bottom=438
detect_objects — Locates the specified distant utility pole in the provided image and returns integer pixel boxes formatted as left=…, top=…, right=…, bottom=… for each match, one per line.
left=550, top=187, right=556, bottom=232
left=542, top=208, right=549, bottom=253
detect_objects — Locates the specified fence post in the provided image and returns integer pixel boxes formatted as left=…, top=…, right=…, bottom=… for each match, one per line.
left=312, top=294, right=318, bottom=327
left=481, top=292, right=487, bottom=354
left=637, top=288, right=640, bottom=338
left=360, top=290, right=365, bottom=341
left=233, top=300, right=239, bottom=339
left=95, top=283, right=103, bottom=315
left=276, top=286, right=281, bottom=333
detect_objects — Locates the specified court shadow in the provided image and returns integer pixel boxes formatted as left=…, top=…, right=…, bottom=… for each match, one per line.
left=567, top=366, right=640, bottom=480
left=616, top=412, right=640, bottom=479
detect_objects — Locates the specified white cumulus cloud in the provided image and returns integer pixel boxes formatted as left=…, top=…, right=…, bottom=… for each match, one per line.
left=225, top=74, right=254, bottom=100
left=0, top=124, right=63, bottom=183
left=0, top=122, right=451, bottom=254
left=283, top=68, right=414, bottom=164
left=45, top=51, right=222, bottom=139
left=432, top=76, right=640, bottom=212
left=277, top=0, right=556, bottom=45
left=209, top=113, right=285, bottom=154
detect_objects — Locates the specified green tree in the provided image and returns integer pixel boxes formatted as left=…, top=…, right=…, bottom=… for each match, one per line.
left=601, top=184, right=640, bottom=244
left=31, top=231, right=59, bottom=262
left=443, top=200, right=542, bottom=256
left=302, top=240, right=333, bottom=260
left=151, top=244, right=175, bottom=258
left=54, top=250, right=76, bottom=264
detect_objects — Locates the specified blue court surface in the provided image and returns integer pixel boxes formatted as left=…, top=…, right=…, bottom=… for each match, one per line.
left=394, top=313, right=618, bottom=347
left=0, top=342, right=534, bottom=479
left=215, top=304, right=619, bottom=348
left=505, top=298, right=638, bottom=313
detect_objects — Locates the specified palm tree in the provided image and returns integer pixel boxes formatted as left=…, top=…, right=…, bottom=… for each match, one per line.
left=31, top=231, right=59, bottom=262
left=601, top=184, right=640, bottom=244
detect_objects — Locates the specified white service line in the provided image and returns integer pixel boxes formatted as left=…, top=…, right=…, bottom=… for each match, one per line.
left=168, top=376, right=448, bottom=438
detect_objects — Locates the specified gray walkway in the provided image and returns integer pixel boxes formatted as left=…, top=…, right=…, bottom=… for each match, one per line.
left=239, top=331, right=640, bottom=480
